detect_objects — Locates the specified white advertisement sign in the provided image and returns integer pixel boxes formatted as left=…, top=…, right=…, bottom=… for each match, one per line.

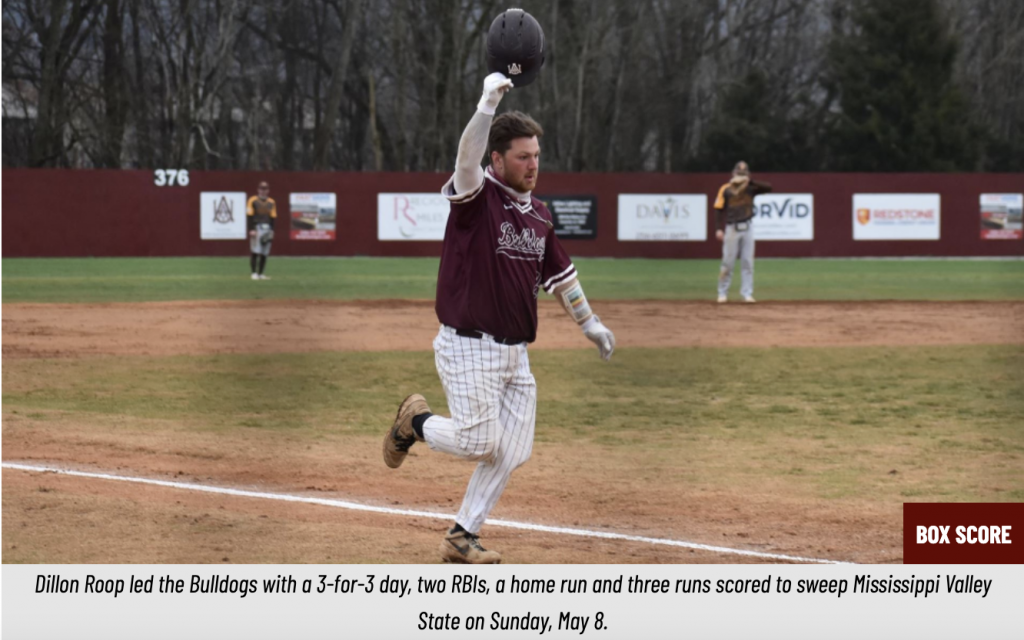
left=378, top=193, right=451, bottom=241
left=853, top=193, right=941, bottom=240
left=200, top=192, right=247, bottom=240
left=617, top=194, right=707, bottom=241
left=753, top=193, right=814, bottom=241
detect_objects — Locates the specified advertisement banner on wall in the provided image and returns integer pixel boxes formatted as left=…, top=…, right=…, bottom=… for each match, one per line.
left=289, top=193, right=337, bottom=240
left=753, top=193, right=814, bottom=241
left=378, top=193, right=450, bottom=240
left=853, top=193, right=941, bottom=240
left=980, top=193, right=1023, bottom=240
left=200, top=192, right=247, bottom=240
left=537, top=195, right=597, bottom=240
left=617, top=194, right=707, bottom=241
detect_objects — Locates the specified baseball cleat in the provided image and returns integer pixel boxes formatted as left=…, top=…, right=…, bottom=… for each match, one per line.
left=743, top=295, right=756, bottom=303
left=440, top=529, right=502, bottom=564
left=258, top=274, right=271, bottom=280
left=717, top=295, right=727, bottom=304
left=251, top=273, right=260, bottom=280
left=383, top=393, right=429, bottom=469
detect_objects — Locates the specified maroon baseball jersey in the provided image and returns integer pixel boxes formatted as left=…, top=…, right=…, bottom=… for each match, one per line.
left=435, top=168, right=576, bottom=343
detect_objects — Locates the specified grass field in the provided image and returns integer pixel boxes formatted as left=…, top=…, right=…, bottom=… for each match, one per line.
left=3, top=256, right=1023, bottom=563
left=3, top=257, right=1023, bottom=303
left=5, top=346, right=1023, bottom=504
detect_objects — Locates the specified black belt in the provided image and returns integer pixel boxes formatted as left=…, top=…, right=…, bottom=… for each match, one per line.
left=455, top=328, right=525, bottom=346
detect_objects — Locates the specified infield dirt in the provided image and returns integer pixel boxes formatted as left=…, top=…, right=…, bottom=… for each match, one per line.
left=4, top=299, right=1021, bottom=359
left=3, top=299, right=1021, bottom=564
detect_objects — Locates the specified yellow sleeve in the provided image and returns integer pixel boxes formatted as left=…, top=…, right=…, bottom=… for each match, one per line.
left=268, top=198, right=277, bottom=218
left=246, top=196, right=257, bottom=216
left=713, top=184, right=728, bottom=210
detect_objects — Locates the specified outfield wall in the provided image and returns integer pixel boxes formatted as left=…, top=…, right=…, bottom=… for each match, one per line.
left=3, top=169, right=1022, bottom=258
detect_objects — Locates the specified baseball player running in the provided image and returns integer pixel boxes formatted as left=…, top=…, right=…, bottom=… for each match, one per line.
left=247, top=181, right=276, bottom=280
left=713, top=161, right=771, bottom=303
left=382, top=73, right=616, bottom=564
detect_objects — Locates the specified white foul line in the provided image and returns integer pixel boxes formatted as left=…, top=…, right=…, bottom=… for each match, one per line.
left=2, top=462, right=848, bottom=564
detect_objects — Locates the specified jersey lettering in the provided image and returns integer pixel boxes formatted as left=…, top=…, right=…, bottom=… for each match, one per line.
left=496, top=222, right=546, bottom=261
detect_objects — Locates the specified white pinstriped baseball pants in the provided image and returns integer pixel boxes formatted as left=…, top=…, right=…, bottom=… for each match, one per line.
left=422, top=325, right=537, bottom=534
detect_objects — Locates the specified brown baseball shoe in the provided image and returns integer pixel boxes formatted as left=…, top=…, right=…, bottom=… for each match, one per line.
left=383, top=394, right=429, bottom=469
left=439, top=529, right=502, bottom=564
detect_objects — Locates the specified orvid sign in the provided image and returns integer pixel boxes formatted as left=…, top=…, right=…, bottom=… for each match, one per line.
left=753, top=193, right=814, bottom=241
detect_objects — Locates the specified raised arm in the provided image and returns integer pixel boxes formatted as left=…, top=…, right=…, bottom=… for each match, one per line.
left=452, top=73, right=513, bottom=195
left=552, top=277, right=615, bottom=361
left=748, top=178, right=772, bottom=195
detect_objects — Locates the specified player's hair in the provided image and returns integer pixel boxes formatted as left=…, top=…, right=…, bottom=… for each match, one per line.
left=489, top=111, right=544, bottom=158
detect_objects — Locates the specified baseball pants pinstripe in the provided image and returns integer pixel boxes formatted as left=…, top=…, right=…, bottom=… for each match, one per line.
left=718, top=222, right=755, bottom=298
left=422, top=325, right=537, bottom=534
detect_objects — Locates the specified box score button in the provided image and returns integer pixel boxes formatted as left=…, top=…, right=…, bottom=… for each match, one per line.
left=904, top=503, right=1024, bottom=564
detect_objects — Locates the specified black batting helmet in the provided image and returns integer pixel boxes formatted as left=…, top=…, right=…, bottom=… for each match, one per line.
left=486, top=8, right=545, bottom=87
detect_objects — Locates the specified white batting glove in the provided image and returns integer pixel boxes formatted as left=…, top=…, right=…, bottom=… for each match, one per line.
left=477, top=72, right=513, bottom=115
left=582, top=315, right=615, bottom=362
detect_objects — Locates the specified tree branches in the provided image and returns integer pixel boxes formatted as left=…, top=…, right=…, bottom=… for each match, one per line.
left=2, top=0, right=1020, bottom=171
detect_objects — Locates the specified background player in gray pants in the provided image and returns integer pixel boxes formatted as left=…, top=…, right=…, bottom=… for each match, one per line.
left=713, top=161, right=772, bottom=303
left=246, top=181, right=277, bottom=280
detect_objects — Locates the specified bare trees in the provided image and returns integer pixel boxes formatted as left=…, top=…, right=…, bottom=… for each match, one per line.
left=3, top=0, right=102, bottom=167
left=947, top=0, right=1024, bottom=169
left=3, top=0, right=1022, bottom=171
left=4, top=0, right=251, bottom=168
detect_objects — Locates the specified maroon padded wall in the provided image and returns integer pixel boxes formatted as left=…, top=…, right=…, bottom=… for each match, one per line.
left=3, top=169, right=1022, bottom=258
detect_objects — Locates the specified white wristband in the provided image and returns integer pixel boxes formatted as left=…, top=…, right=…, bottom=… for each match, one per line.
left=581, top=315, right=600, bottom=332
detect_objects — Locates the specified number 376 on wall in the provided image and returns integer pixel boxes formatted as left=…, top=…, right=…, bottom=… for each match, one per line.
left=153, top=169, right=190, bottom=186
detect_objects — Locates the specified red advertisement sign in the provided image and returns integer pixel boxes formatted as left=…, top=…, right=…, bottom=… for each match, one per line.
left=290, top=192, right=337, bottom=241
left=980, top=193, right=1023, bottom=240
left=903, top=503, right=1024, bottom=564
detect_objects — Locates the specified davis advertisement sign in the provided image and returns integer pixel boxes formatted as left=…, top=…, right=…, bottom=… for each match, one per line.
left=980, top=193, right=1023, bottom=240
left=289, top=192, right=336, bottom=240
left=853, top=194, right=941, bottom=240
left=753, top=193, right=814, bottom=241
left=617, top=194, right=707, bottom=241
left=378, top=193, right=450, bottom=241
left=200, top=192, right=247, bottom=240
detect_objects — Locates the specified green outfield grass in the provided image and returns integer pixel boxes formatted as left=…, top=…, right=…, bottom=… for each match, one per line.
left=4, top=346, right=1022, bottom=503
left=3, top=257, right=1022, bottom=303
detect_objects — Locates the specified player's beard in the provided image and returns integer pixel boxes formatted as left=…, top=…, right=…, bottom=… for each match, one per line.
left=506, top=164, right=537, bottom=192
left=495, top=164, right=536, bottom=193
